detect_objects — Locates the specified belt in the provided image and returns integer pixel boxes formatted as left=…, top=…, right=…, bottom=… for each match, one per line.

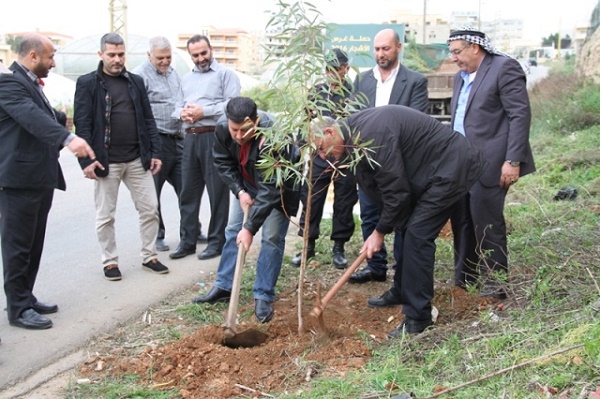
left=159, top=132, right=182, bottom=139
left=185, top=126, right=215, bottom=134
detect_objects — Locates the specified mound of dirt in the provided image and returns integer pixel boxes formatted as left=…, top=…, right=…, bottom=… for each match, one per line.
left=78, top=259, right=503, bottom=398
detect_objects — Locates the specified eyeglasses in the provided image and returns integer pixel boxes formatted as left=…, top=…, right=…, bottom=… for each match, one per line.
left=448, top=45, right=470, bottom=58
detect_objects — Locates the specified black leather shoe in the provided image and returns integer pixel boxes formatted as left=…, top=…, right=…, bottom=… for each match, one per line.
left=368, top=290, right=402, bottom=308
left=291, top=240, right=315, bottom=267
left=197, top=232, right=208, bottom=243
left=156, top=238, right=170, bottom=252
left=290, top=248, right=315, bottom=267
left=480, top=281, right=507, bottom=299
left=169, top=246, right=196, bottom=259
left=9, top=309, right=53, bottom=330
left=349, top=268, right=386, bottom=284
left=197, top=248, right=222, bottom=260
left=387, top=317, right=432, bottom=338
left=32, top=301, right=58, bottom=314
left=255, top=299, right=274, bottom=323
left=332, top=241, right=348, bottom=269
left=192, top=286, right=231, bottom=304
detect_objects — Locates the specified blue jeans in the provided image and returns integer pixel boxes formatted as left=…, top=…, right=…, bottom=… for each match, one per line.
left=358, top=188, right=403, bottom=275
left=214, top=199, right=289, bottom=302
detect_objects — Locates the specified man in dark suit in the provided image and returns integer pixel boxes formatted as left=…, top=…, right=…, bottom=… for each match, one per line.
left=0, top=33, right=96, bottom=329
left=312, top=105, right=485, bottom=334
left=350, top=28, right=429, bottom=295
left=447, top=27, right=535, bottom=298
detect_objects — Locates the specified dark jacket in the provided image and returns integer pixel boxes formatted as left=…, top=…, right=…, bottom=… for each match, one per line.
left=73, top=62, right=161, bottom=176
left=341, top=105, right=486, bottom=233
left=0, top=62, right=70, bottom=190
left=213, top=111, right=301, bottom=235
left=352, top=64, right=429, bottom=113
left=307, top=79, right=353, bottom=120
left=450, top=53, right=535, bottom=187
left=307, top=79, right=354, bottom=171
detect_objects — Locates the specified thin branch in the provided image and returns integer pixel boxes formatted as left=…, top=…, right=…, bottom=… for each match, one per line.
left=586, top=267, right=600, bottom=295
left=420, top=344, right=585, bottom=399
left=234, top=383, right=275, bottom=398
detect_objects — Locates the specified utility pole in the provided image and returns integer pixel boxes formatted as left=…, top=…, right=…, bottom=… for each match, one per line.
left=478, top=0, right=481, bottom=30
left=557, top=18, right=562, bottom=59
left=108, top=0, right=128, bottom=64
left=423, top=0, right=427, bottom=44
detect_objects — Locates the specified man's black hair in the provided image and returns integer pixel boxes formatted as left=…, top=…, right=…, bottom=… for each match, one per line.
left=100, top=33, right=124, bottom=51
left=226, top=97, right=258, bottom=123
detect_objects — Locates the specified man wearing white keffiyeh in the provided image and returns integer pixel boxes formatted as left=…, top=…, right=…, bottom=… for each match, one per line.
left=447, top=25, right=512, bottom=57
left=446, top=26, right=536, bottom=300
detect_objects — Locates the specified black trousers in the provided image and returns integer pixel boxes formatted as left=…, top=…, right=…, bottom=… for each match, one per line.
left=297, top=161, right=358, bottom=243
left=386, top=182, right=465, bottom=321
left=451, top=181, right=509, bottom=288
left=0, top=187, right=54, bottom=321
left=179, top=132, right=229, bottom=251
left=154, top=134, right=183, bottom=240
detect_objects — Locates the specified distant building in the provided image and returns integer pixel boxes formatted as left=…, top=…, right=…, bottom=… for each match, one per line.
left=176, top=28, right=264, bottom=76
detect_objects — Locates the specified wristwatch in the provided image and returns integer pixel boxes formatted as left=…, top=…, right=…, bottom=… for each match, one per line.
left=506, top=160, right=520, bottom=167
left=237, top=189, right=246, bottom=198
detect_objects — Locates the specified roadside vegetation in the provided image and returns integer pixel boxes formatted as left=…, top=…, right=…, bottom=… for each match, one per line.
left=275, top=60, right=600, bottom=399
left=64, top=3, right=599, bottom=398
left=64, top=57, right=600, bottom=399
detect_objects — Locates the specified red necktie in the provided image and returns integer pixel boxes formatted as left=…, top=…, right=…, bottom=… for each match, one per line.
left=38, top=78, right=44, bottom=86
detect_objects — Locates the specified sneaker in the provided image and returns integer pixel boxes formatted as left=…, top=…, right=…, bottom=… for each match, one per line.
left=103, top=264, right=122, bottom=281
left=142, top=259, right=169, bottom=274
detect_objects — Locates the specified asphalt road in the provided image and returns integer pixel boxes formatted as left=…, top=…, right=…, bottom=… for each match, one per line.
left=0, top=153, right=222, bottom=396
left=527, top=64, right=549, bottom=89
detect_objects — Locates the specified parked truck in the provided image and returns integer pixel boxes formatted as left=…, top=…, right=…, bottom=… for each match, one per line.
left=425, top=70, right=455, bottom=124
left=423, top=60, right=459, bottom=124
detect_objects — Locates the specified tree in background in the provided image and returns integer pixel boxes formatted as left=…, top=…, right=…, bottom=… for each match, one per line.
left=542, top=33, right=572, bottom=49
left=254, top=0, right=371, bottom=334
left=6, top=35, right=23, bottom=54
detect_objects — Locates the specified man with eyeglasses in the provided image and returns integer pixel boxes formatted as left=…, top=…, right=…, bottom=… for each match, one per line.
left=169, top=35, right=241, bottom=261
left=447, top=26, right=535, bottom=299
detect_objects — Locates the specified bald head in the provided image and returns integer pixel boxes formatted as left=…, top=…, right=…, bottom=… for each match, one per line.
left=17, top=33, right=56, bottom=78
left=374, top=28, right=400, bottom=45
left=373, top=29, right=402, bottom=71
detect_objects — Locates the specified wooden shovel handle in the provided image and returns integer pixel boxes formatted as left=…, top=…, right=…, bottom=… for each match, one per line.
left=310, top=251, right=368, bottom=318
left=224, top=205, right=250, bottom=335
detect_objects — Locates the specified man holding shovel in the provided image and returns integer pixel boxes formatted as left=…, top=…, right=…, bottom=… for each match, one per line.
left=312, top=105, right=486, bottom=335
left=192, top=97, right=300, bottom=323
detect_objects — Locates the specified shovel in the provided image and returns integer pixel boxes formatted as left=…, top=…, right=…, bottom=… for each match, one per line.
left=310, top=252, right=368, bottom=327
left=222, top=205, right=268, bottom=348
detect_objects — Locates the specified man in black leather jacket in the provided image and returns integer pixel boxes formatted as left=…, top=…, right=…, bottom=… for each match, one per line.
left=192, top=97, right=300, bottom=323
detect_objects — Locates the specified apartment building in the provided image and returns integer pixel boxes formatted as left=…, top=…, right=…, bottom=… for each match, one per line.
left=176, top=28, right=263, bottom=76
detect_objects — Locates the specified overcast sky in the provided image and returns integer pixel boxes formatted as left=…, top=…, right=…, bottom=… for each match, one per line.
left=2, top=0, right=597, bottom=44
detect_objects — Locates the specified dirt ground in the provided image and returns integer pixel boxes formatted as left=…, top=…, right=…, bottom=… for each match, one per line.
left=74, top=226, right=505, bottom=399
